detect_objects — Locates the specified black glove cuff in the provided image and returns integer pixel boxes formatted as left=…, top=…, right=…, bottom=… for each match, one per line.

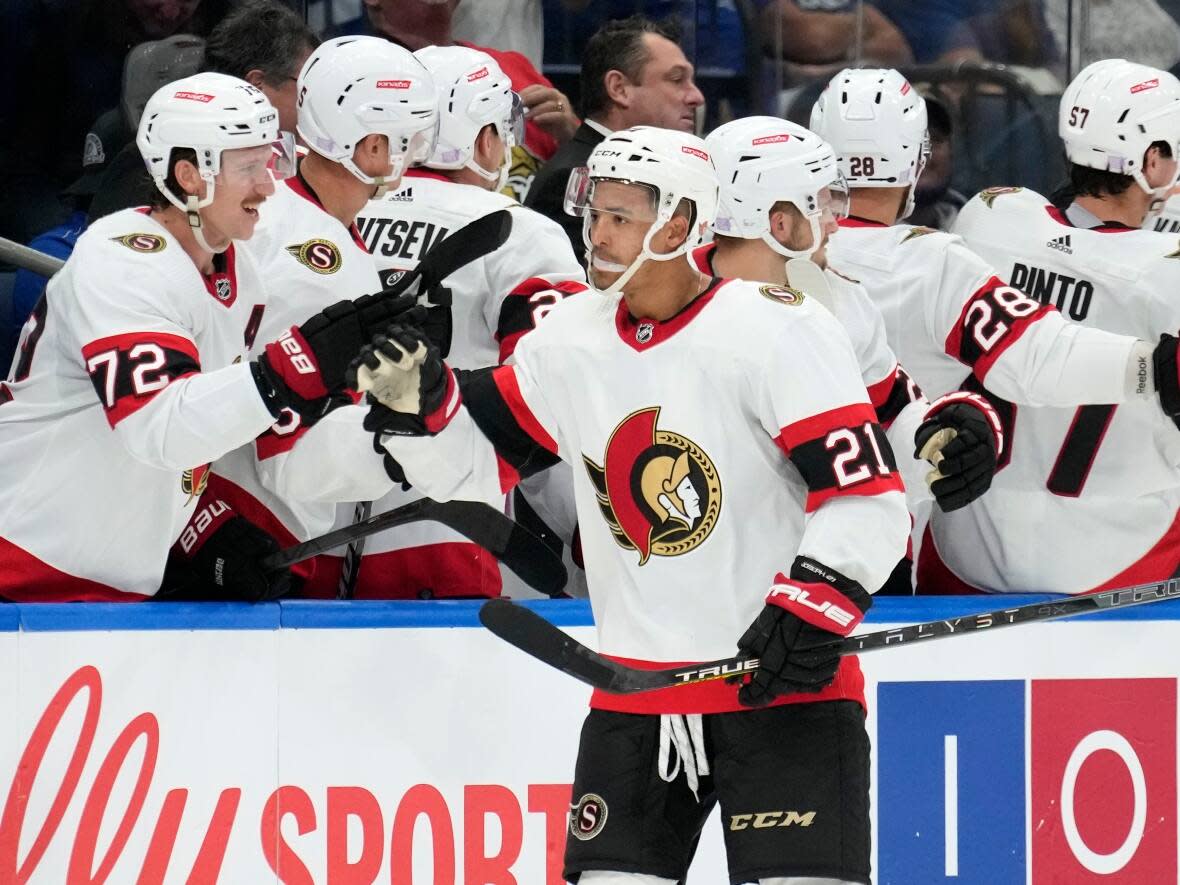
left=789, top=556, right=872, bottom=613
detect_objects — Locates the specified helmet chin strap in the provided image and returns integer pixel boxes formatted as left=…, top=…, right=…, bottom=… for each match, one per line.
left=586, top=215, right=692, bottom=300
left=185, top=195, right=229, bottom=255
left=466, top=143, right=512, bottom=192
left=761, top=214, right=822, bottom=265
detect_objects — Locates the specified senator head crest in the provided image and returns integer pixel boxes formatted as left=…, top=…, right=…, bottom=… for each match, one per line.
left=582, top=407, right=721, bottom=565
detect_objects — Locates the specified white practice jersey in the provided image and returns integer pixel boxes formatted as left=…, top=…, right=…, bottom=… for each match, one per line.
left=384, top=279, right=909, bottom=714
left=828, top=214, right=1141, bottom=408
left=348, top=171, right=588, bottom=596
left=0, top=209, right=276, bottom=599
left=936, top=187, right=1180, bottom=593
left=210, top=176, right=394, bottom=570
left=691, top=243, right=930, bottom=516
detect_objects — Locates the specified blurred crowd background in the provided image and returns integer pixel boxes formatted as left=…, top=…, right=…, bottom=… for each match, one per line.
left=3, top=0, right=1180, bottom=368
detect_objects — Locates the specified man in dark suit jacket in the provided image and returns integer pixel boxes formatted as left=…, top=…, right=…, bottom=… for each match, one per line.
left=525, top=15, right=705, bottom=261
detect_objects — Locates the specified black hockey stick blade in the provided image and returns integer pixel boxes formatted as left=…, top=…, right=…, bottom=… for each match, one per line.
left=262, top=498, right=567, bottom=596
left=382, top=209, right=513, bottom=299
left=478, top=577, right=1180, bottom=693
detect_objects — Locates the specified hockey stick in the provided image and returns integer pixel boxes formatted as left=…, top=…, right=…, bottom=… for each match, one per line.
left=261, top=497, right=568, bottom=597
left=379, top=208, right=513, bottom=301
left=0, top=235, right=65, bottom=277
left=478, top=576, right=1180, bottom=693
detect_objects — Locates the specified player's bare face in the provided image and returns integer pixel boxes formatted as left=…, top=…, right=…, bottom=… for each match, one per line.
left=203, top=145, right=277, bottom=246
left=586, top=180, right=657, bottom=289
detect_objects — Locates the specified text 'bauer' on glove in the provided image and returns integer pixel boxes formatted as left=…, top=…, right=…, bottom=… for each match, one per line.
left=736, top=557, right=872, bottom=707
left=350, top=324, right=461, bottom=437
left=913, top=390, right=1004, bottom=512
left=163, top=498, right=293, bottom=602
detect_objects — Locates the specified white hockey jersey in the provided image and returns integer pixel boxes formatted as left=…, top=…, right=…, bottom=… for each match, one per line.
left=208, top=174, right=395, bottom=592
left=827, top=215, right=1141, bottom=408
left=935, top=187, right=1180, bottom=594
left=0, top=208, right=276, bottom=599
left=692, top=243, right=930, bottom=516
left=346, top=171, right=588, bottom=598
left=383, top=278, right=910, bottom=714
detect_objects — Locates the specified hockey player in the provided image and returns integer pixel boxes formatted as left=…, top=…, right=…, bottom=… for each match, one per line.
left=206, top=36, right=441, bottom=595
left=0, top=74, right=390, bottom=601
left=701, top=116, right=1002, bottom=526
left=943, top=59, right=1180, bottom=595
left=348, top=45, right=588, bottom=599
left=810, top=67, right=1180, bottom=594
left=353, top=127, right=909, bottom=884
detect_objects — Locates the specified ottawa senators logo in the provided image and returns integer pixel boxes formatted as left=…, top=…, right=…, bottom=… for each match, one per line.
left=582, top=407, right=721, bottom=565
left=111, top=233, right=166, bottom=253
left=181, top=464, right=210, bottom=505
left=285, top=238, right=343, bottom=274
left=978, top=186, right=1022, bottom=208
left=758, top=283, right=805, bottom=306
left=569, top=793, right=608, bottom=841
left=901, top=226, right=937, bottom=243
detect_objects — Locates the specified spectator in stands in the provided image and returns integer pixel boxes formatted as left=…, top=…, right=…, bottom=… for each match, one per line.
left=875, top=0, right=1056, bottom=67
left=205, top=0, right=320, bottom=135
left=757, top=0, right=912, bottom=74
left=909, top=91, right=968, bottom=230
left=0, top=0, right=232, bottom=244
left=453, top=0, right=545, bottom=69
left=525, top=15, right=705, bottom=258
left=356, top=0, right=579, bottom=202
left=1046, top=0, right=1180, bottom=77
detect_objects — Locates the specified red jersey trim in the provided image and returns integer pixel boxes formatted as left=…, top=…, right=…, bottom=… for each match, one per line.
left=613, top=277, right=726, bottom=352
left=81, top=332, right=201, bottom=428
left=866, top=366, right=900, bottom=411
left=804, top=473, right=905, bottom=513
left=495, top=277, right=588, bottom=363
left=589, top=653, right=865, bottom=714
left=774, top=403, right=879, bottom=453
left=403, top=168, right=454, bottom=184
left=0, top=536, right=149, bottom=602
left=201, top=245, right=239, bottom=308
left=943, top=277, right=1052, bottom=382
left=689, top=242, right=717, bottom=274
left=1044, top=204, right=1137, bottom=233
left=286, top=174, right=368, bottom=251
left=838, top=216, right=888, bottom=229
left=491, top=367, right=559, bottom=455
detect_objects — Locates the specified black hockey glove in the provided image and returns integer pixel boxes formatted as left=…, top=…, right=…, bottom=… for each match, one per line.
left=1153, top=333, right=1180, bottom=430
left=165, top=501, right=292, bottom=602
left=737, top=557, right=871, bottom=707
left=253, top=299, right=377, bottom=424
left=913, top=392, right=1004, bottom=512
left=352, top=324, right=457, bottom=438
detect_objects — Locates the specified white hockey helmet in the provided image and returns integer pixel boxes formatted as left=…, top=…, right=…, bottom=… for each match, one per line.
left=564, top=126, right=719, bottom=296
left=1059, top=58, right=1180, bottom=199
left=296, top=36, right=438, bottom=194
left=706, top=116, right=847, bottom=260
left=137, top=71, right=294, bottom=213
left=413, top=45, right=524, bottom=190
left=810, top=68, right=929, bottom=219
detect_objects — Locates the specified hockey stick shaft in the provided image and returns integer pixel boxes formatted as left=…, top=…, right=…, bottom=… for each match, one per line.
left=0, top=235, right=65, bottom=277
left=381, top=209, right=512, bottom=299
left=263, top=497, right=568, bottom=596
left=479, top=576, right=1180, bottom=693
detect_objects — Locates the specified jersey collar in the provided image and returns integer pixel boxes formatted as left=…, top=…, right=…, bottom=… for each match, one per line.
left=614, top=277, right=725, bottom=352
left=690, top=242, right=717, bottom=275
left=838, top=215, right=888, bottom=228
left=286, top=170, right=368, bottom=251
left=1046, top=204, right=1136, bottom=233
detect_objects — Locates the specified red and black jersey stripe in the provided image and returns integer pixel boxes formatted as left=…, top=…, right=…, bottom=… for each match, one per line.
left=775, top=403, right=903, bottom=512
left=867, top=364, right=922, bottom=430
left=495, top=278, right=587, bottom=363
left=81, top=332, right=201, bottom=427
left=945, top=276, right=1052, bottom=382
left=458, top=366, right=560, bottom=492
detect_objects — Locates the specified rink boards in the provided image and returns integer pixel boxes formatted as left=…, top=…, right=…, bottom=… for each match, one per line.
left=0, top=597, right=1175, bottom=884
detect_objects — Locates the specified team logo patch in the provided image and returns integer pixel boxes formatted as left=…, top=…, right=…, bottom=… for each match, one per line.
left=758, top=283, right=805, bottom=306
left=979, top=186, right=1022, bottom=208
left=569, top=793, right=608, bottom=841
left=181, top=464, right=210, bottom=505
left=111, top=233, right=166, bottom=253
left=382, top=269, right=408, bottom=288
left=901, top=226, right=937, bottom=243
left=583, top=407, right=722, bottom=565
left=285, top=238, right=343, bottom=274
left=636, top=322, right=654, bottom=343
